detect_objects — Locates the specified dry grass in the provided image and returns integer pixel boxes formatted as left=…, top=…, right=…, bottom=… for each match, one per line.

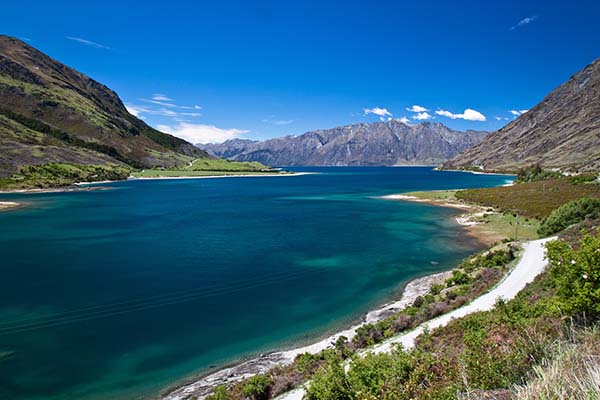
left=514, top=327, right=600, bottom=400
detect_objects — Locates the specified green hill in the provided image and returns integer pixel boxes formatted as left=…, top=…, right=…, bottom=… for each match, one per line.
left=0, top=35, right=212, bottom=187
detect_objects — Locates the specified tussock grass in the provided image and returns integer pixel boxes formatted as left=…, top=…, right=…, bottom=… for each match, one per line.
left=515, top=327, right=600, bottom=400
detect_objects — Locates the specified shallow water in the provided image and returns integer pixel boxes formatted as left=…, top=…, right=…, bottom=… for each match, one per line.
left=0, top=167, right=512, bottom=400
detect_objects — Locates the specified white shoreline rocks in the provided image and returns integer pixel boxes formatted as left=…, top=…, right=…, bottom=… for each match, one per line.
left=162, top=271, right=451, bottom=400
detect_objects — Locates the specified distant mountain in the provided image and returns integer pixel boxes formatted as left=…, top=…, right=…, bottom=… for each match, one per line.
left=443, top=58, right=600, bottom=172
left=0, top=35, right=208, bottom=178
left=200, top=121, right=489, bottom=166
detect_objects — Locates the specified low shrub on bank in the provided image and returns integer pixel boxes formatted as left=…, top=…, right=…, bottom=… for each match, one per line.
left=547, top=233, right=600, bottom=318
left=538, top=197, right=600, bottom=236
left=456, top=178, right=600, bottom=218
left=516, top=165, right=562, bottom=183
left=300, top=232, right=600, bottom=400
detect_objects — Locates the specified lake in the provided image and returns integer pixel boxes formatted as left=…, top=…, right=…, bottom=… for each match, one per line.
left=0, top=167, right=512, bottom=400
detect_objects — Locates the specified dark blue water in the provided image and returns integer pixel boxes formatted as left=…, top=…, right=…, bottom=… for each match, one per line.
left=0, top=167, right=511, bottom=400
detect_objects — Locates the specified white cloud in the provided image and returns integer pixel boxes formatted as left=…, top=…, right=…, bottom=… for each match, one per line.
left=509, top=109, right=529, bottom=116
left=142, top=98, right=177, bottom=107
left=495, top=116, right=502, bottom=120
left=125, top=104, right=150, bottom=117
left=398, top=117, right=411, bottom=124
left=66, top=36, right=110, bottom=49
left=157, top=122, right=249, bottom=144
left=406, top=105, right=429, bottom=113
left=435, top=108, right=486, bottom=121
left=511, top=16, right=538, bottom=30
left=412, top=111, right=432, bottom=120
left=152, top=93, right=173, bottom=102
left=364, top=107, right=392, bottom=117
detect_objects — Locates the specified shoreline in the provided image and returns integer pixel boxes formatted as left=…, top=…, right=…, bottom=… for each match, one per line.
left=437, top=167, right=517, bottom=177
left=163, top=188, right=504, bottom=399
left=380, top=193, right=503, bottom=246
left=127, top=171, right=312, bottom=182
left=0, top=172, right=311, bottom=194
left=161, top=270, right=452, bottom=400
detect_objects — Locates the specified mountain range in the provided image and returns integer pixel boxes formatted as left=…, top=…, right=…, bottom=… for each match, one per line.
left=0, top=35, right=208, bottom=178
left=2, top=34, right=598, bottom=180
left=200, top=121, right=489, bottom=166
left=443, top=58, right=600, bottom=172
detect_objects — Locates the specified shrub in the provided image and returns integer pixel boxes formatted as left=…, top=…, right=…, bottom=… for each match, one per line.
left=206, top=385, right=233, bottom=400
left=241, top=375, right=272, bottom=400
left=538, top=198, right=600, bottom=236
left=305, top=355, right=352, bottom=400
left=516, top=165, right=562, bottom=183
left=294, top=352, right=321, bottom=375
left=446, top=269, right=472, bottom=287
left=429, top=283, right=443, bottom=295
left=546, top=233, right=600, bottom=319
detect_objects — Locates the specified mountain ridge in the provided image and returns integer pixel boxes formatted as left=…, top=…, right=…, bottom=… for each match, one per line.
left=200, top=121, right=489, bottom=166
left=0, top=35, right=209, bottom=178
left=443, top=58, right=600, bottom=172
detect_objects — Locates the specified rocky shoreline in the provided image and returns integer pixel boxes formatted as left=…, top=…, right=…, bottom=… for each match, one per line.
left=161, top=270, right=451, bottom=400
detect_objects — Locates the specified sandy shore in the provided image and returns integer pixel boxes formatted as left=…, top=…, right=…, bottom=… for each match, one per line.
left=0, top=201, right=21, bottom=211
left=162, top=271, right=451, bottom=400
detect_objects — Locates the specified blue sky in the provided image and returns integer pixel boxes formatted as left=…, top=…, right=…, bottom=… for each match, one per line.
left=2, top=0, right=599, bottom=143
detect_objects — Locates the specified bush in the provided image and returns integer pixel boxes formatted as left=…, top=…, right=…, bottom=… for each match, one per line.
left=241, top=375, right=272, bottom=400
left=538, top=198, right=600, bottom=236
left=516, top=165, right=562, bottom=183
left=206, top=385, right=233, bottom=400
left=445, top=269, right=472, bottom=287
left=305, top=355, right=352, bottom=400
left=546, top=233, right=600, bottom=319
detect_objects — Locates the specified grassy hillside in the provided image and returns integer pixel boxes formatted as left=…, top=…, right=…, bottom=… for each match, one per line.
left=132, top=158, right=280, bottom=178
left=0, top=35, right=212, bottom=186
left=0, top=163, right=131, bottom=190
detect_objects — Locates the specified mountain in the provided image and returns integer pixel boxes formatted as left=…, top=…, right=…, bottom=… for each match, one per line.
left=0, top=35, right=209, bottom=178
left=200, top=121, right=489, bottom=166
left=443, top=58, right=600, bottom=172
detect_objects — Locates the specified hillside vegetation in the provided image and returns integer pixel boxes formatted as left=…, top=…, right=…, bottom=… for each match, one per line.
left=0, top=35, right=212, bottom=186
left=131, top=158, right=278, bottom=178
left=456, top=177, right=600, bottom=218
left=0, top=163, right=131, bottom=189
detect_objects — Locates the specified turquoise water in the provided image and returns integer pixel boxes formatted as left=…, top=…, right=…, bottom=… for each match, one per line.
left=0, top=167, right=512, bottom=400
